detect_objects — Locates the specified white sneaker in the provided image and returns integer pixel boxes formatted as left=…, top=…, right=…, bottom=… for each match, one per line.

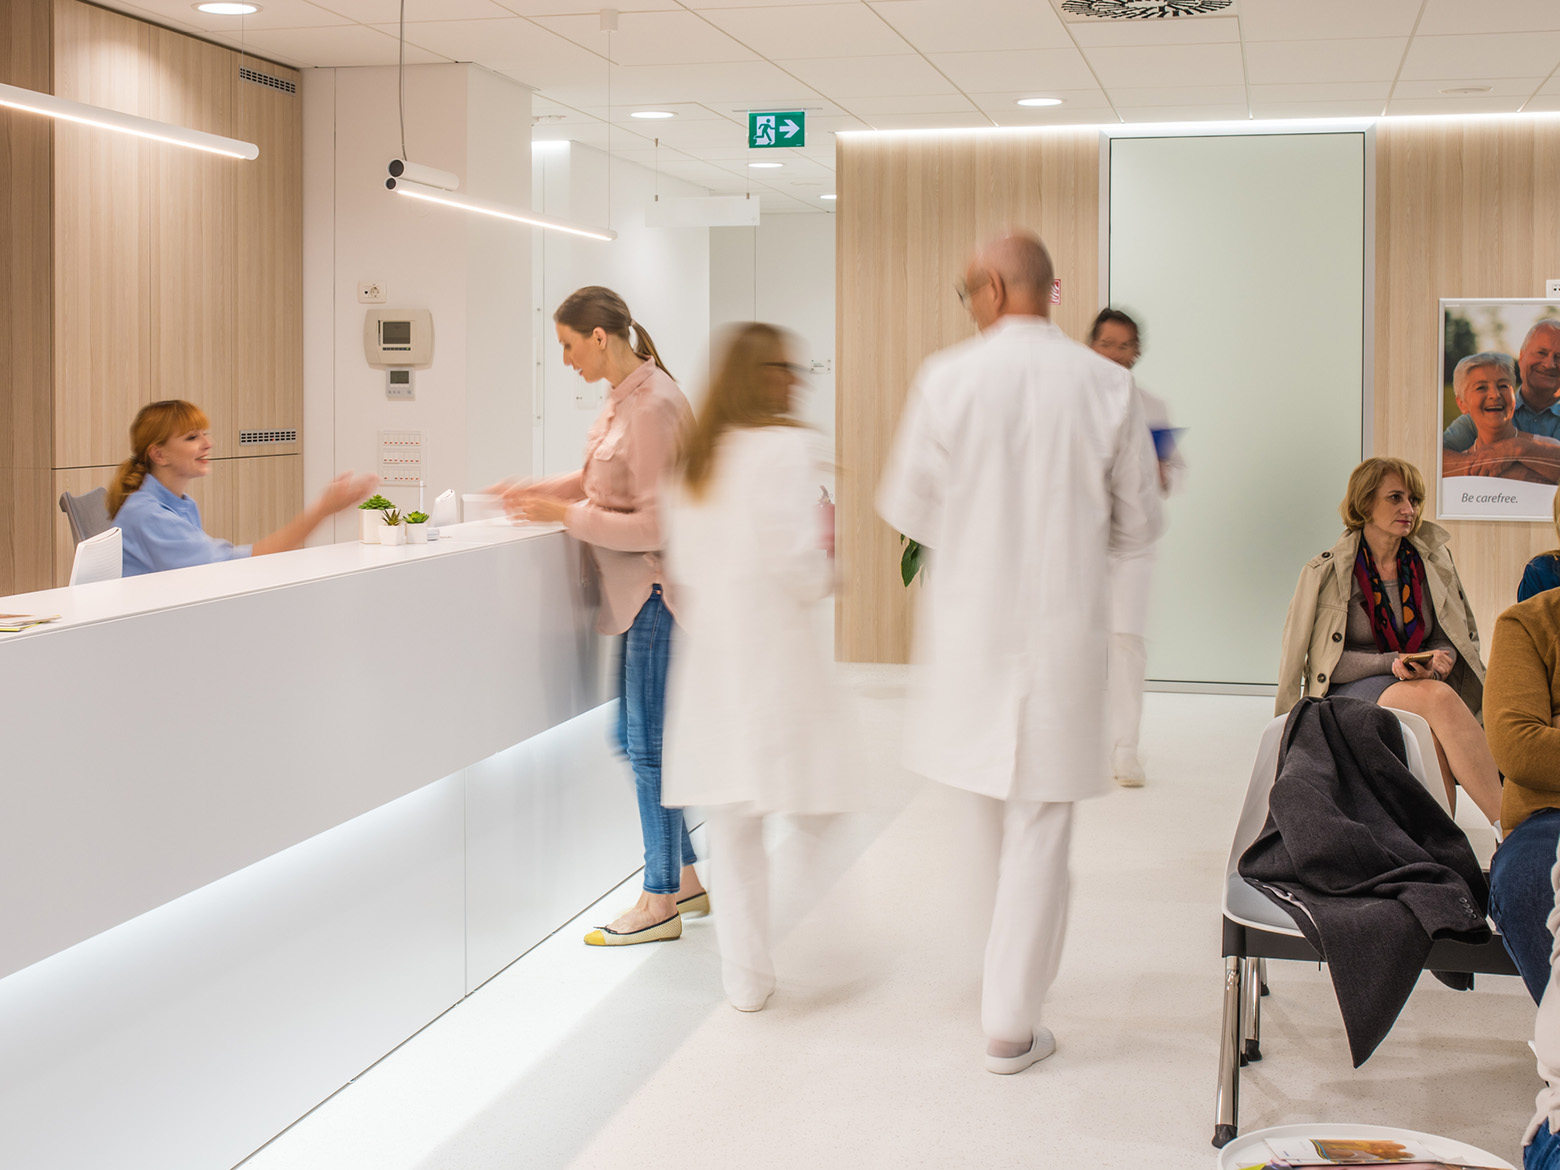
left=984, top=1027, right=1056, bottom=1074
left=1113, top=748, right=1146, bottom=788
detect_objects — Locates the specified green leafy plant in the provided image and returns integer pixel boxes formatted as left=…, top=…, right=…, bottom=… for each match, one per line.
left=405, top=511, right=429, bottom=524
left=900, top=535, right=925, bottom=587
left=382, top=508, right=404, bottom=526
left=358, top=494, right=394, bottom=512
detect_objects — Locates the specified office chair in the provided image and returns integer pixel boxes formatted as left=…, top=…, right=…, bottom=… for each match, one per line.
left=68, top=527, right=123, bottom=586
left=59, top=488, right=113, bottom=546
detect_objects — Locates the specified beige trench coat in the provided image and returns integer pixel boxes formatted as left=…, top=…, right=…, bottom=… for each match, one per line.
left=1274, top=521, right=1485, bottom=717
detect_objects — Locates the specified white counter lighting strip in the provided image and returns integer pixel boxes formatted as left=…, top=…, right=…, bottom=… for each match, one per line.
left=0, top=81, right=260, bottom=160
left=386, top=176, right=617, bottom=242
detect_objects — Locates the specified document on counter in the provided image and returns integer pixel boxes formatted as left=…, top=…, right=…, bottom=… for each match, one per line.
left=0, top=613, right=61, bottom=633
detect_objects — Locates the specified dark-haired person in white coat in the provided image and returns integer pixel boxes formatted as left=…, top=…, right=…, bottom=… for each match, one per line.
left=878, top=232, right=1163, bottom=1074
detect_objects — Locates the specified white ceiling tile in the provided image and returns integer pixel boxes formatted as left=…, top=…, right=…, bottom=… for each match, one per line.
left=863, top=111, right=996, bottom=129
left=1524, top=96, right=1560, bottom=110
left=493, top=0, right=683, bottom=11
left=158, top=0, right=355, bottom=30
left=1114, top=104, right=1251, bottom=124
left=925, top=48, right=1097, bottom=92
left=846, top=92, right=980, bottom=115
left=1081, top=42, right=1244, bottom=88
left=1416, top=0, right=1560, bottom=36
left=1386, top=95, right=1532, bottom=115
left=387, top=19, right=602, bottom=87
left=774, top=54, right=956, bottom=98
left=622, top=119, right=754, bottom=150
left=314, top=0, right=514, bottom=21
left=608, top=101, right=746, bottom=121
left=539, top=60, right=812, bottom=105
left=700, top=6, right=912, bottom=59
left=990, top=105, right=1118, bottom=126
left=1106, top=84, right=1247, bottom=106
left=529, top=11, right=759, bottom=64
left=1236, top=0, right=1421, bottom=41
left=1399, top=33, right=1560, bottom=82
left=1243, top=38, right=1406, bottom=84
left=232, top=24, right=449, bottom=67
left=1068, top=15, right=1238, bottom=46
left=1247, top=100, right=1387, bottom=120
left=967, top=87, right=1110, bottom=112
left=868, top=0, right=1072, bottom=54
left=1248, top=81, right=1392, bottom=102
left=1392, top=77, right=1547, bottom=100
left=1546, top=77, right=1560, bottom=96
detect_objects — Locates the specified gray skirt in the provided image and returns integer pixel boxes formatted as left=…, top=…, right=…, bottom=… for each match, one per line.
left=1328, top=674, right=1397, bottom=704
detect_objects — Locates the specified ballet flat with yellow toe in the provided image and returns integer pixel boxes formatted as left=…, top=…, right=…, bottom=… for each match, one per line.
left=676, top=891, right=711, bottom=918
left=583, top=912, right=683, bottom=947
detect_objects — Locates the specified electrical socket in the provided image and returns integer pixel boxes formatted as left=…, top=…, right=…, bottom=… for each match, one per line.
left=1547, top=279, right=1560, bottom=298
left=358, top=281, right=386, bottom=304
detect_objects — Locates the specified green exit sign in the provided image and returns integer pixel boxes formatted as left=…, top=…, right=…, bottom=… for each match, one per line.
left=749, top=110, right=805, bottom=149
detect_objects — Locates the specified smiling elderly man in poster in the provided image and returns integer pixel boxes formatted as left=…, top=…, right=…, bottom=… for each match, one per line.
left=878, top=231, right=1163, bottom=1075
left=1444, top=319, right=1560, bottom=475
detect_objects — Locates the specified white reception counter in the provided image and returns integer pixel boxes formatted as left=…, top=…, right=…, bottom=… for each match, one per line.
left=0, top=525, right=644, bottom=1170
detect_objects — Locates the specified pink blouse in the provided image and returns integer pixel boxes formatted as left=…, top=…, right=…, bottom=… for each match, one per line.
left=533, top=360, right=691, bottom=635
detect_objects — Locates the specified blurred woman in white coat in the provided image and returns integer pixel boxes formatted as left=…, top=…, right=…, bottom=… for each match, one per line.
left=662, top=323, right=842, bottom=1013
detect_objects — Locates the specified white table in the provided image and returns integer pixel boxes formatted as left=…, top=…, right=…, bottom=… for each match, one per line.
left=1219, top=1122, right=1516, bottom=1169
left=0, top=524, right=644, bottom=1170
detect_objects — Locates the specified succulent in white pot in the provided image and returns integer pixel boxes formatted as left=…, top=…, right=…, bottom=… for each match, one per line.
left=358, top=494, right=394, bottom=544
left=378, top=508, right=407, bottom=546
left=405, top=511, right=430, bottom=544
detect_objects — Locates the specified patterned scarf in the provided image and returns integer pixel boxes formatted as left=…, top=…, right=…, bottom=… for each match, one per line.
left=1352, top=537, right=1428, bottom=653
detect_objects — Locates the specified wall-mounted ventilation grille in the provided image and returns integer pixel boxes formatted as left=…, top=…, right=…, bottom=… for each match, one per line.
left=239, top=67, right=297, bottom=95
left=239, top=429, right=298, bottom=445
left=1060, top=0, right=1233, bottom=18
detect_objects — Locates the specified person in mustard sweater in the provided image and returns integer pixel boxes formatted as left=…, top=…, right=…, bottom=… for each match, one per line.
left=1487, top=589, right=1560, bottom=1002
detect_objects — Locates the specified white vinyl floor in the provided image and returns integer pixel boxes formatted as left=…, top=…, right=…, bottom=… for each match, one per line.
left=240, top=668, right=1537, bottom=1170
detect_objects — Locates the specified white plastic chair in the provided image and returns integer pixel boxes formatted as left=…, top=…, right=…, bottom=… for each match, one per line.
left=1213, top=708, right=1516, bottom=1148
left=69, top=526, right=122, bottom=586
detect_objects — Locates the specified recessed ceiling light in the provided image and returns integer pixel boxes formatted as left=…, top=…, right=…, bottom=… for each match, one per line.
left=1439, top=85, right=1492, bottom=95
left=748, top=161, right=783, bottom=168
left=195, top=2, right=260, bottom=13
left=630, top=110, right=675, bottom=119
left=820, top=194, right=836, bottom=200
left=1016, top=97, right=1064, bottom=107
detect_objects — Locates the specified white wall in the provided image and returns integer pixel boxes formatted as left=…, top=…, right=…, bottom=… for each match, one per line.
left=531, top=142, right=712, bottom=477
left=302, top=64, right=532, bottom=540
left=710, top=215, right=837, bottom=490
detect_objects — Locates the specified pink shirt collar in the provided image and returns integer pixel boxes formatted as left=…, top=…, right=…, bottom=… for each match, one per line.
left=608, top=359, right=656, bottom=405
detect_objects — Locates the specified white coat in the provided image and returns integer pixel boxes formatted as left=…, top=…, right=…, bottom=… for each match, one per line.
left=661, top=426, right=847, bottom=814
left=877, top=316, right=1164, bottom=802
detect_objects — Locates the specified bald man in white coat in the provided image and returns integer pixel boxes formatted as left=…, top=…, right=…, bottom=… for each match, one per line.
left=878, top=232, right=1163, bottom=1074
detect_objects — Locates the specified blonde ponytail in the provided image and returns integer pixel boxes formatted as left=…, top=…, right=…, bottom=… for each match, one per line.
left=106, top=399, right=211, bottom=517
left=630, top=320, right=672, bottom=379
left=554, top=286, right=674, bottom=381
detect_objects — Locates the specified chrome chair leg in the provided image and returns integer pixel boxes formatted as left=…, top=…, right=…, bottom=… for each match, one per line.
left=1213, top=956, right=1241, bottom=1148
left=1241, top=956, right=1262, bottom=1063
left=1258, top=957, right=1270, bottom=996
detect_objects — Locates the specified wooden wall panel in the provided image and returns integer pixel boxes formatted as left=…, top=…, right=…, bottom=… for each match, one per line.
left=0, top=0, right=55, bottom=595
left=230, top=455, right=302, bottom=547
left=1375, top=118, right=1560, bottom=648
left=836, top=128, right=1100, bottom=663
left=233, top=61, right=303, bottom=459
left=51, top=0, right=150, bottom=470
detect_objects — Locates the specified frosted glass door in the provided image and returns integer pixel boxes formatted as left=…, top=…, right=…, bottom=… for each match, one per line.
left=1108, top=132, right=1366, bottom=687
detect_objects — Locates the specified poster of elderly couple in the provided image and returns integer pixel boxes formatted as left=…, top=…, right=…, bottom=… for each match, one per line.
left=1440, top=298, right=1560, bottom=521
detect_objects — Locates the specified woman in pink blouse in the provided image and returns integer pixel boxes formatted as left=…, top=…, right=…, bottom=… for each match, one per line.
left=498, top=286, right=706, bottom=946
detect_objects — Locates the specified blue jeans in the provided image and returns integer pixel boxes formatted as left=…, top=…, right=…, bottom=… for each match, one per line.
left=1529, top=1119, right=1560, bottom=1170
left=617, top=586, right=696, bottom=895
left=1490, top=807, right=1560, bottom=1004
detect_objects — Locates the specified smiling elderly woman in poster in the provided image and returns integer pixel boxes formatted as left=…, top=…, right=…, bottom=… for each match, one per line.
left=1440, top=300, right=1560, bottom=521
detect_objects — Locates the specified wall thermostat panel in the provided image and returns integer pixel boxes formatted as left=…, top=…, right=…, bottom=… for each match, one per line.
left=386, top=368, right=415, bottom=400
left=364, top=308, right=434, bottom=369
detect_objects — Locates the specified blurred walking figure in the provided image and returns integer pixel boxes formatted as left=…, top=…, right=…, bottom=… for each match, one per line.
left=1089, top=308, right=1180, bottom=787
left=878, top=233, right=1162, bottom=1073
left=662, top=323, right=841, bottom=1012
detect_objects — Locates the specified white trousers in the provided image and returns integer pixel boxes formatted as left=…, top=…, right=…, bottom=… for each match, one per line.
left=976, top=797, right=1075, bottom=1043
left=1109, top=632, right=1148, bottom=767
left=705, top=808, right=775, bottom=1008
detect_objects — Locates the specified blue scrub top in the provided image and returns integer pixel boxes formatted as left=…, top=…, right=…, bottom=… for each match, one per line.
left=115, top=474, right=252, bottom=577
left=1518, top=552, right=1560, bottom=603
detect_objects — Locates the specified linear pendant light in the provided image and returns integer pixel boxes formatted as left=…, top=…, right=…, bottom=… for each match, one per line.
left=385, top=175, right=618, bottom=242
left=0, top=81, right=260, bottom=160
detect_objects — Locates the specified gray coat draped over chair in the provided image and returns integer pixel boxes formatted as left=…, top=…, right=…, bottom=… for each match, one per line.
left=1238, top=696, right=1491, bottom=1065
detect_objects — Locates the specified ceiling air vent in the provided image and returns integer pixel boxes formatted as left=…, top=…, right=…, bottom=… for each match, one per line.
left=1060, top=0, right=1233, bottom=18
left=239, top=429, right=298, bottom=445
left=239, top=66, right=297, bottom=95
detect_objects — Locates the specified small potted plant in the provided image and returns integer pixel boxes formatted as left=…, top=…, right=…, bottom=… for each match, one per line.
left=378, top=508, right=407, bottom=546
left=359, top=494, right=394, bottom=544
left=405, top=511, right=430, bottom=544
